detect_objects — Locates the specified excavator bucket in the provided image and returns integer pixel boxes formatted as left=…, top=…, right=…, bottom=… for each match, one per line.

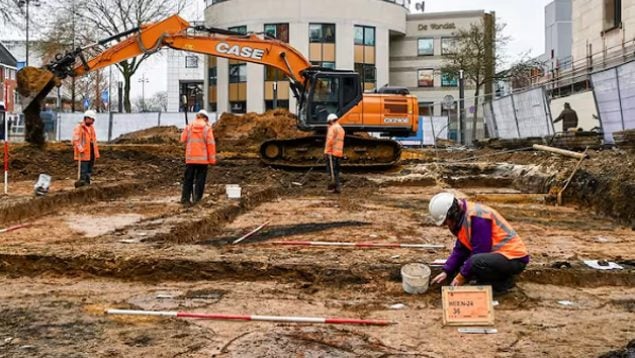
left=16, top=67, right=61, bottom=112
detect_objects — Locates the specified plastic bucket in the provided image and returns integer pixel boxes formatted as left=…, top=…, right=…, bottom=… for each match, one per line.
left=401, top=263, right=431, bottom=294
left=226, top=184, right=241, bottom=199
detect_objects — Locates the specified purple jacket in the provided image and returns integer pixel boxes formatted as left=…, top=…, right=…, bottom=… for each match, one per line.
left=442, top=201, right=529, bottom=277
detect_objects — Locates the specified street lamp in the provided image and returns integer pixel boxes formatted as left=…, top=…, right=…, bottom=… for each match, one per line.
left=138, top=74, right=149, bottom=112
left=17, top=0, right=42, bottom=67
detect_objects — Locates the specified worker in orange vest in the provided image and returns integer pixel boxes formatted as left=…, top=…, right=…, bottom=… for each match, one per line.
left=180, top=109, right=216, bottom=206
left=324, top=113, right=345, bottom=193
left=428, top=192, right=529, bottom=295
left=73, top=110, right=100, bottom=187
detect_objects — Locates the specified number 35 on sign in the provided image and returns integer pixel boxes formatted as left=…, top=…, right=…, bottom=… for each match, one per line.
left=442, top=286, right=495, bottom=326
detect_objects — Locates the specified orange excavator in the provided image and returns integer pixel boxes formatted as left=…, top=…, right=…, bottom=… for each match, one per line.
left=17, top=15, right=418, bottom=168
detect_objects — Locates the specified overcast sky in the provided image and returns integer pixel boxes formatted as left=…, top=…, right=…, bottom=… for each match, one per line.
left=2, top=0, right=553, bottom=100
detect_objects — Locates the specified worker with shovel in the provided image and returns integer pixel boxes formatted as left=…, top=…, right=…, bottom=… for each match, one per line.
left=324, top=113, right=345, bottom=194
left=180, top=109, right=216, bottom=206
left=428, top=192, right=529, bottom=295
left=73, top=110, right=100, bottom=187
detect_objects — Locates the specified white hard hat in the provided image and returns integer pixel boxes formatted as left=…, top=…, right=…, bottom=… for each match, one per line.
left=326, top=113, right=338, bottom=122
left=83, top=110, right=96, bottom=119
left=197, top=109, right=209, bottom=118
left=428, top=192, right=456, bottom=226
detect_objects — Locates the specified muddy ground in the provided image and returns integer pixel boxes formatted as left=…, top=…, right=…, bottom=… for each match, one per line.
left=0, top=142, right=633, bottom=357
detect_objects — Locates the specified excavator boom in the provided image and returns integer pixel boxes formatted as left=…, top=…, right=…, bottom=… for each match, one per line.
left=17, top=14, right=312, bottom=112
left=17, top=14, right=418, bottom=168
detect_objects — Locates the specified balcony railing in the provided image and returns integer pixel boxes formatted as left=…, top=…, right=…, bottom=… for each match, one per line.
left=205, top=0, right=410, bottom=10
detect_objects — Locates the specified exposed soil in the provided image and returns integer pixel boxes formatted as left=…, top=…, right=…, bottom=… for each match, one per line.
left=213, top=109, right=310, bottom=151
left=0, top=144, right=634, bottom=357
left=113, top=126, right=182, bottom=145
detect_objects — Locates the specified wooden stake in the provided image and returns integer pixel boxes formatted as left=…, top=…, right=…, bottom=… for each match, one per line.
left=532, top=144, right=588, bottom=160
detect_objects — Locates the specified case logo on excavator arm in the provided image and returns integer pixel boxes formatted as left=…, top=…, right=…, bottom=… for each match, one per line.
left=216, top=43, right=265, bottom=60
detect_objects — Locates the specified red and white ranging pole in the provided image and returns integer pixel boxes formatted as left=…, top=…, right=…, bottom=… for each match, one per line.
left=270, top=241, right=445, bottom=249
left=106, top=309, right=394, bottom=326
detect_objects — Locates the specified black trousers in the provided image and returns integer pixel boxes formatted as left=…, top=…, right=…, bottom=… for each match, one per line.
left=456, top=253, right=527, bottom=292
left=181, top=164, right=208, bottom=204
left=80, top=144, right=95, bottom=184
left=325, top=154, right=341, bottom=189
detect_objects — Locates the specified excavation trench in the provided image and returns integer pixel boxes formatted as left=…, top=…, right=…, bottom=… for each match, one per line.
left=0, top=251, right=632, bottom=288
left=0, top=181, right=146, bottom=225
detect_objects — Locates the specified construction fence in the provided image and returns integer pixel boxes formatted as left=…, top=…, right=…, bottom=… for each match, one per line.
left=590, top=60, right=635, bottom=144
left=395, top=116, right=449, bottom=146
left=482, top=87, right=555, bottom=140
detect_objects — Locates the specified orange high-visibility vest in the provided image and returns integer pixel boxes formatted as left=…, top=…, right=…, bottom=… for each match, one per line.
left=324, top=122, right=345, bottom=158
left=181, top=118, right=216, bottom=165
left=73, top=123, right=100, bottom=161
left=457, top=201, right=528, bottom=259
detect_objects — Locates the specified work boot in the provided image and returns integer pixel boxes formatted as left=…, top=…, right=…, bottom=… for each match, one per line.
left=74, top=180, right=87, bottom=188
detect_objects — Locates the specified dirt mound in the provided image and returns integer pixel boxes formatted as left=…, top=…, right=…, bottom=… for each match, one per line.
left=213, top=109, right=308, bottom=151
left=113, top=126, right=181, bottom=145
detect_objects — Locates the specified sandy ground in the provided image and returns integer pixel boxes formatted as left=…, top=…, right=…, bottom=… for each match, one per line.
left=0, top=148, right=634, bottom=357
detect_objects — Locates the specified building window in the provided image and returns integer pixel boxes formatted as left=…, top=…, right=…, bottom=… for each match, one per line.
left=264, top=23, right=291, bottom=110
left=310, top=61, right=336, bottom=69
left=229, top=64, right=246, bottom=83
left=185, top=55, right=199, bottom=68
left=230, top=101, right=246, bottom=114
left=417, top=69, right=434, bottom=87
left=265, top=100, right=289, bottom=111
left=309, top=23, right=335, bottom=43
left=603, top=0, right=622, bottom=31
left=228, top=25, right=247, bottom=34
left=208, top=56, right=217, bottom=112
left=310, top=24, right=336, bottom=70
left=228, top=26, right=247, bottom=113
left=264, top=23, right=289, bottom=42
left=419, top=102, right=434, bottom=116
left=208, top=67, right=217, bottom=85
left=354, top=25, right=376, bottom=90
left=417, top=38, right=434, bottom=56
left=441, top=37, right=457, bottom=55
left=441, top=73, right=457, bottom=87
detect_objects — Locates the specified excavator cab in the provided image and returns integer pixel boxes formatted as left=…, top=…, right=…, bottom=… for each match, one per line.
left=297, top=69, right=362, bottom=130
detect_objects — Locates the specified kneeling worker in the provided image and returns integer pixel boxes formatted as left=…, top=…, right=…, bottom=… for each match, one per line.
left=429, top=192, right=529, bottom=294
left=324, top=113, right=345, bottom=193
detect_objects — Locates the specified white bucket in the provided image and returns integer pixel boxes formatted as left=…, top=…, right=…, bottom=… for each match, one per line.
left=226, top=184, right=241, bottom=199
left=401, top=263, right=431, bottom=294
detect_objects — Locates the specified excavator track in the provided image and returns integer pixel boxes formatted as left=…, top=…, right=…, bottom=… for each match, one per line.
left=259, top=135, right=402, bottom=169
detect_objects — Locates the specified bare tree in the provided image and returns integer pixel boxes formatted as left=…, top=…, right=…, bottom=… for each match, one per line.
left=72, top=0, right=189, bottom=112
left=441, top=18, right=508, bottom=143
left=148, top=91, right=167, bottom=112
left=0, top=0, right=23, bottom=26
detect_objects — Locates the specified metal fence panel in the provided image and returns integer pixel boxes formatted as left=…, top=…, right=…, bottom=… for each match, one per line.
left=491, top=96, right=519, bottom=139
left=394, top=116, right=449, bottom=146
left=616, top=61, right=635, bottom=132
left=592, top=68, right=622, bottom=144
left=514, top=88, right=553, bottom=138
left=482, top=101, right=498, bottom=138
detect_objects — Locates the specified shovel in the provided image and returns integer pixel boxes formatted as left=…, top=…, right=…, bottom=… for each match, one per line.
left=327, top=154, right=336, bottom=190
left=74, top=159, right=84, bottom=188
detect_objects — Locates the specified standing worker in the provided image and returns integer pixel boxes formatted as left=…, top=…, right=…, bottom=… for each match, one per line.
left=428, top=192, right=529, bottom=295
left=180, top=109, right=216, bottom=206
left=553, top=102, right=579, bottom=132
left=73, top=110, right=100, bottom=187
left=324, top=113, right=345, bottom=193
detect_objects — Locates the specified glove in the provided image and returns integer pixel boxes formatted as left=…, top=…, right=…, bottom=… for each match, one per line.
left=451, top=273, right=466, bottom=287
